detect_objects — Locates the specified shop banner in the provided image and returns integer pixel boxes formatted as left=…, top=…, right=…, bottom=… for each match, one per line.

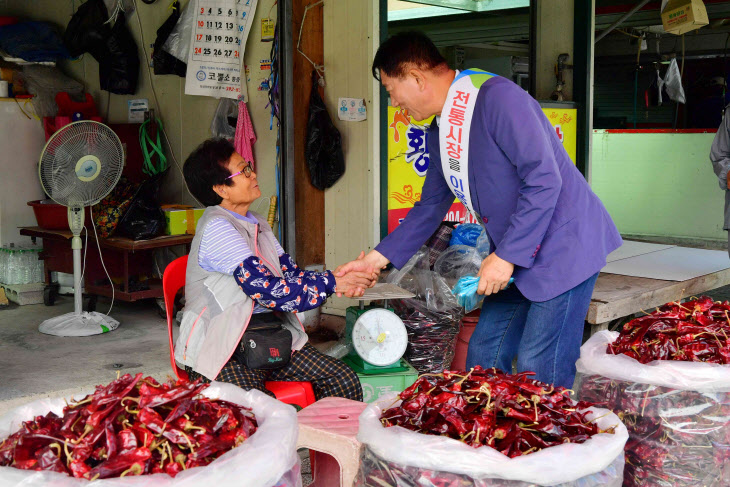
left=387, top=106, right=577, bottom=233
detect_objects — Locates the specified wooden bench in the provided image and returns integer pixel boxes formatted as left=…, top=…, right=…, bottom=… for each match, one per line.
left=587, top=269, right=730, bottom=334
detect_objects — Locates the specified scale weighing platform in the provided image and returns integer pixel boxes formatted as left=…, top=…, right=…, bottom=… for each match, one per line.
left=343, top=283, right=415, bottom=375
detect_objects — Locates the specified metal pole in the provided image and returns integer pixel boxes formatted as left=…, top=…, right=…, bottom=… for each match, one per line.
left=279, top=0, right=297, bottom=257
left=595, top=0, right=651, bottom=43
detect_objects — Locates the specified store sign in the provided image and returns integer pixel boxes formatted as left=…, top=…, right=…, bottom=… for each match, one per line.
left=386, top=105, right=578, bottom=233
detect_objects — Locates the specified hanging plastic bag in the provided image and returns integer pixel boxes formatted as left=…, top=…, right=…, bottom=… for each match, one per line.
left=576, top=331, right=730, bottom=487
left=356, top=393, right=627, bottom=487
left=153, top=0, right=187, bottom=77
left=98, top=11, right=139, bottom=94
left=0, top=382, right=302, bottom=487
left=211, top=98, right=239, bottom=139
left=116, top=172, right=167, bottom=240
left=305, top=70, right=345, bottom=190
left=63, top=0, right=110, bottom=58
left=663, top=58, right=685, bottom=105
left=162, top=0, right=194, bottom=64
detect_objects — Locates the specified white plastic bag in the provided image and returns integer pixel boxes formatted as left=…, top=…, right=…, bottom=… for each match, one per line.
left=357, top=393, right=628, bottom=486
left=576, top=331, right=730, bottom=487
left=663, top=58, right=686, bottom=104
left=0, top=382, right=301, bottom=487
left=162, top=0, right=194, bottom=64
left=576, top=330, right=730, bottom=392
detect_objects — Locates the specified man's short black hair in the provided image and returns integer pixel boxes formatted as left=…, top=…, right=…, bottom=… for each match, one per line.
left=371, top=31, right=447, bottom=81
left=183, top=138, right=236, bottom=207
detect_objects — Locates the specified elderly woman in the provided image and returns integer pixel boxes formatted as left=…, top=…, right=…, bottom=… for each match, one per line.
left=175, top=138, right=368, bottom=401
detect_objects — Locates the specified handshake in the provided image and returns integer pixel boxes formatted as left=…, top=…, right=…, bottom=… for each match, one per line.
left=333, top=250, right=390, bottom=298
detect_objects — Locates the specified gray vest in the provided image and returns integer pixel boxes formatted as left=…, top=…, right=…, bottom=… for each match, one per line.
left=174, top=206, right=308, bottom=380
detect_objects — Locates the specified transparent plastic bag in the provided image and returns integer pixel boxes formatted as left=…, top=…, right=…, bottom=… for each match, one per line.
left=18, top=65, right=84, bottom=117
left=162, top=0, right=194, bottom=64
left=576, top=331, right=730, bottom=487
left=356, top=394, right=628, bottom=487
left=434, top=244, right=482, bottom=288
left=0, top=382, right=302, bottom=487
left=387, top=247, right=463, bottom=373
left=211, top=98, right=239, bottom=139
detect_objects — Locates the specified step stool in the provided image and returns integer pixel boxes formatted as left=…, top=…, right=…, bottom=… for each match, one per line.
left=297, top=397, right=368, bottom=487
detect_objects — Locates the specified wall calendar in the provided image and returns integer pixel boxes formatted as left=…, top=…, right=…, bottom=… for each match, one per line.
left=185, top=0, right=259, bottom=99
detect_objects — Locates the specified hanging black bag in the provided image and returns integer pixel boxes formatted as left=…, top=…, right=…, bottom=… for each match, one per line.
left=152, top=1, right=187, bottom=77
left=304, top=70, right=345, bottom=190
left=99, top=12, right=140, bottom=94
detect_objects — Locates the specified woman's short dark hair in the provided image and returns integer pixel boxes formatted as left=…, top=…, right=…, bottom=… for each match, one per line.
left=372, top=31, right=447, bottom=81
left=183, top=138, right=236, bottom=207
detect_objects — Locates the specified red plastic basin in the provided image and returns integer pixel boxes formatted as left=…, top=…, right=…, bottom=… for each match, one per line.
left=27, top=200, right=92, bottom=230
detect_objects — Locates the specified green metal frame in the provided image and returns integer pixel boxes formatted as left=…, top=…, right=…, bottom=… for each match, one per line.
left=379, top=0, right=389, bottom=240
left=573, top=0, right=593, bottom=177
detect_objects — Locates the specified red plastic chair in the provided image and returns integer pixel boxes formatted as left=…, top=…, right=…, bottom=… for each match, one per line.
left=163, top=255, right=316, bottom=408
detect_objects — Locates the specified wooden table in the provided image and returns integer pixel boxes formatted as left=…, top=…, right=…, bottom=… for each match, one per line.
left=20, top=226, right=193, bottom=304
left=587, top=269, right=730, bottom=334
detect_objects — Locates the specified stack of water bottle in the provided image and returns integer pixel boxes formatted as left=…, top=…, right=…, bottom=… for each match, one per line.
left=0, top=245, right=43, bottom=285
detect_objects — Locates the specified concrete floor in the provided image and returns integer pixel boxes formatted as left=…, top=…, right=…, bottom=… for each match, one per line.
left=0, top=294, right=346, bottom=418
left=0, top=296, right=172, bottom=417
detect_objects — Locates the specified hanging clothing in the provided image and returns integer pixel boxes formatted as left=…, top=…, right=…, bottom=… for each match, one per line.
left=235, top=100, right=257, bottom=169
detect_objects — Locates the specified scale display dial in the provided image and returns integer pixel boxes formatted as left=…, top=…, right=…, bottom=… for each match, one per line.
left=352, top=308, right=408, bottom=366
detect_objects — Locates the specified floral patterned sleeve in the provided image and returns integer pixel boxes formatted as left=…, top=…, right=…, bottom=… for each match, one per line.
left=232, top=253, right=337, bottom=313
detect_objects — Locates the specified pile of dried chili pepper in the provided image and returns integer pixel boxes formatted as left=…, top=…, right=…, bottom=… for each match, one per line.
left=579, top=296, right=730, bottom=486
left=579, top=375, right=730, bottom=487
left=0, top=373, right=257, bottom=480
left=608, top=296, right=730, bottom=363
left=380, top=366, right=614, bottom=458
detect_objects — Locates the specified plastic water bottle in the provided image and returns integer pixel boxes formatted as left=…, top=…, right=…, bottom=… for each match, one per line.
left=6, top=246, right=16, bottom=284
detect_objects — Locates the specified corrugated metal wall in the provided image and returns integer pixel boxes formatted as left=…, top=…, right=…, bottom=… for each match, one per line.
left=594, top=65, right=677, bottom=128
left=322, top=0, right=380, bottom=315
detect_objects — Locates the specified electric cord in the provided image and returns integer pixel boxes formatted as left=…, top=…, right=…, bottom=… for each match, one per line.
left=89, top=206, right=115, bottom=317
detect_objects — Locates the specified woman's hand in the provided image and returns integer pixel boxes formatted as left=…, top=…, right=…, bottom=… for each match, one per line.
left=335, top=271, right=376, bottom=298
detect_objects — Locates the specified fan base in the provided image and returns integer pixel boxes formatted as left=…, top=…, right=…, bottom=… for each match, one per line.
left=39, top=312, right=120, bottom=337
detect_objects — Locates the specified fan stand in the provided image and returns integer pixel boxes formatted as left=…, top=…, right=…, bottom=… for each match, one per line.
left=38, top=206, right=120, bottom=337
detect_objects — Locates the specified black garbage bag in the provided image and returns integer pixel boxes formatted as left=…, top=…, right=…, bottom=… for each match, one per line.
left=152, top=1, right=187, bottom=77
left=63, top=0, right=139, bottom=94
left=116, top=172, right=167, bottom=240
left=99, top=12, right=139, bottom=94
left=63, top=0, right=110, bottom=59
left=304, top=70, right=345, bottom=190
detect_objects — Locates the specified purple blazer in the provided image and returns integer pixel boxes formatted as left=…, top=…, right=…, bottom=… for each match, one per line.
left=376, top=76, right=622, bottom=302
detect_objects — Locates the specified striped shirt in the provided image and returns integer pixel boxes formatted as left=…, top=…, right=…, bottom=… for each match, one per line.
left=198, top=209, right=284, bottom=314
left=199, top=209, right=285, bottom=275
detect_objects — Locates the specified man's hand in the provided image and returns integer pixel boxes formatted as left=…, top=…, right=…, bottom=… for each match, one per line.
left=335, top=271, right=376, bottom=297
left=477, top=253, right=514, bottom=296
left=334, top=250, right=390, bottom=297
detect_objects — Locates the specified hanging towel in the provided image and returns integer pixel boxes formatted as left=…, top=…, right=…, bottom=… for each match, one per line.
left=235, top=99, right=257, bottom=170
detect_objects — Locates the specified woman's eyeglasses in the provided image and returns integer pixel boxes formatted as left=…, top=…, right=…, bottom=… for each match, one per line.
left=225, top=161, right=253, bottom=180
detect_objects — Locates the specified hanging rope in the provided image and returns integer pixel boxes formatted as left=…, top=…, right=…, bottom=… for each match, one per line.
left=297, top=0, right=325, bottom=86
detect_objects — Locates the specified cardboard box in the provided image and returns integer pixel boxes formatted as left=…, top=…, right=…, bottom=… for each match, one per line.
left=162, top=206, right=205, bottom=235
left=662, top=0, right=709, bottom=35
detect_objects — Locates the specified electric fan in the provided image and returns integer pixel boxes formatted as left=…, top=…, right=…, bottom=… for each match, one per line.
left=38, top=121, right=125, bottom=337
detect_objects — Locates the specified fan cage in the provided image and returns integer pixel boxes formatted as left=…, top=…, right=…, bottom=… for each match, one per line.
left=39, top=121, right=125, bottom=207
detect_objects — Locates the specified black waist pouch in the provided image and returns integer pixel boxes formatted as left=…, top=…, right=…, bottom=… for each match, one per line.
left=235, top=313, right=292, bottom=370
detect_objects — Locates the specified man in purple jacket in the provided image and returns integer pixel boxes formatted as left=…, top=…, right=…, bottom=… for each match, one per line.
left=337, top=32, right=621, bottom=388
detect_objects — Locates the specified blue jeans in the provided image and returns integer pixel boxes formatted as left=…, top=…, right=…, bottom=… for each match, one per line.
left=465, top=272, right=599, bottom=389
